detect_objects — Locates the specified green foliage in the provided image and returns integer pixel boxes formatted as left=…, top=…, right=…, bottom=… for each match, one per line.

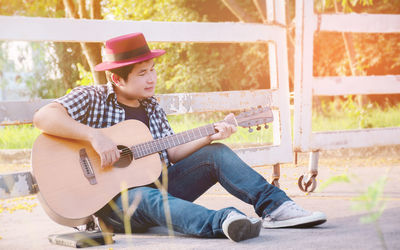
left=104, top=0, right=270, bottom=94
left=1, top=0, right=400, bottom=103
left=0, top=1, right=88, bottom=99
left=313, top=98, right=400, bottom=131
left=0, top=0, right=61, bottom=17
left=317, top=168, right=388, bottom=225
left=313, top=0, right=400, bottom=87
left=2, top=103, right=399, bottom=149
left=168, top=112, right=273, bottom=146
left=351, top=175, right=387, bottom=224
left=318, top=173, right=351, bottom=191
left=0, top=125, right=40, bottom=149
left=316, top=0, right=373, bottom=13
left=316, top=170, right=389, bottom=249
left=66, top=63, right=94, bottom=94
left=76, top=63, right=94, bottom=86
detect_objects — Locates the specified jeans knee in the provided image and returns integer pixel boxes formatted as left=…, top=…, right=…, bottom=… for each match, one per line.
left=204, top=143, right=232, bottom=155
left=202, top=143, right=237, bottom=163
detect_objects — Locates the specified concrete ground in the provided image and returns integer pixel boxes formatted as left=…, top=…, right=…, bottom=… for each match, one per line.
left=0, top=154, right=399, bottom=249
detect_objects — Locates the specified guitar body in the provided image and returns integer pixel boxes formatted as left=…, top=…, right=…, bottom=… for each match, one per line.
left=32, top=120, right=162, bottom=227
left=31, top=106, right=273, bottom=227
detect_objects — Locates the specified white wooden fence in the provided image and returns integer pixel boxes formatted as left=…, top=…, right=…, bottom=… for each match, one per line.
left=293, top=0, right=400, bottom=191
left=0, top=0, right=293, bottom=199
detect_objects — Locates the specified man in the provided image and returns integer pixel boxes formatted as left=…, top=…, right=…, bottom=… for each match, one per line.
left=33, top=33, right=326, bottom=242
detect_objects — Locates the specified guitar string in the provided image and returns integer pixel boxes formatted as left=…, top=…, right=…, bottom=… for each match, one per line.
left=99, top=113, right=269, bottom=160
left=115, top=124, right=216, bottom=159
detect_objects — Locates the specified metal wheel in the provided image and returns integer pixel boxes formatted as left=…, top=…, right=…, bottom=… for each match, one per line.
left=271, top=179, right=280, bottom=189
left=298, top=174, right=317, bottom=192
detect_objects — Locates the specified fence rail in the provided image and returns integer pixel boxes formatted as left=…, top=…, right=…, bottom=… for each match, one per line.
left=0, top=0, right=293, bottom=199
left=293, top=0, right=400, bottom=192
left=0, top=16, right=282, bottom=43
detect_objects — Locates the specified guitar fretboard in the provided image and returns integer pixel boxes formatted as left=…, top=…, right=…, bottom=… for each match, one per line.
left=130, top=123, right=216, bottom=159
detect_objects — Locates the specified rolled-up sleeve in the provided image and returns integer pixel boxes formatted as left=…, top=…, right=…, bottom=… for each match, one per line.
left=54, top=87, right=91, bottom=123
left=159, top=108, right=174, bottom=138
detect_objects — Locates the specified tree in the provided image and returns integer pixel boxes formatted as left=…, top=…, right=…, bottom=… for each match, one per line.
left=62, top=0, right=106, bottom=84
left=0, top=0, right=89, bottom=98
left=314, top=0, right=400, bottom=106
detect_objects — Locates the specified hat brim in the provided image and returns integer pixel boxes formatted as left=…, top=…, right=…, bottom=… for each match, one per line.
left=94, top=49, right=166, bottom=71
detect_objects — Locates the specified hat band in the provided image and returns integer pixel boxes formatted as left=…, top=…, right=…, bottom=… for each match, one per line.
left=105, top=45, right=150, bottom=62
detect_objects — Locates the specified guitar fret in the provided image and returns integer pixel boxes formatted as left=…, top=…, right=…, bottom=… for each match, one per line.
left=169, top=135, right=175, bottom=147
left=140, top=143, right=145, bottom=157
left=155, top=139, right=161, bottom=152
left=201, top=126, right=206, bottom=137
left=161, top=139, right=166, bottom=150
left=143, top=142, right=148, bottom=155
left=185, top=132, right=189, bottom=143
left=175, top=134, right=180, bottom=146
left=133, top=145, right=140, bottom=158
left=195, top=128, right=200, bottom=138
left=146, top=141, right=151, bottom=155
left=138, top=144, right=143, bottom=158
left=131, top=121, right=236, bottom=160
left=191, top=129, right=195, bottom=139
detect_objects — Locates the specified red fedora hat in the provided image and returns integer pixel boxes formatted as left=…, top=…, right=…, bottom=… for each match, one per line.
left=94, top=33, right=165, bottom=71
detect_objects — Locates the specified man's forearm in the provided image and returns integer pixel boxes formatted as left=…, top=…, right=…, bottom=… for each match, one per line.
left=167, top=136, right=212, bottom=164
left=33, top=102, right=95, bottom=142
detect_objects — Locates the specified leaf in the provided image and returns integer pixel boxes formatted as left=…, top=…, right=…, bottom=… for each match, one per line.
left=351, top=175, right=387, bottom=224
left=318, top=174, right=351, bottom=192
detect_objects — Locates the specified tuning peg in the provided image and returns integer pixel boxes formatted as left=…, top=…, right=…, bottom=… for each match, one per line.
left=256, top=126, right=261, bottom=131
left=248, top=127, right=254, bottom=133
left=264, top=124, right=269, bottom=129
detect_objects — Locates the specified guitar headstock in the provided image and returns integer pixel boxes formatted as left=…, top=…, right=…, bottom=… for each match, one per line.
left=234, top=106, right=274, bottom=132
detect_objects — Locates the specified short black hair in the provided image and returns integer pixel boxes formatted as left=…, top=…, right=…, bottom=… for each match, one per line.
left=106, top=63, right=135, bottom=82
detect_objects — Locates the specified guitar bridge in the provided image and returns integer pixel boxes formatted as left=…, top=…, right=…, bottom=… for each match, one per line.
left=79, top=149, right=97, bottom=185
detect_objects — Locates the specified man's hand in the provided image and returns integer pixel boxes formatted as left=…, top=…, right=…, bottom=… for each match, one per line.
left=89, top=130, right=120, bottom=168
left=209, top=113, right=237, bottom=141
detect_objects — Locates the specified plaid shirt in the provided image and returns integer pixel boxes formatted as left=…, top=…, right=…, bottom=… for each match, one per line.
left=55, top=82, right=174, bottom=167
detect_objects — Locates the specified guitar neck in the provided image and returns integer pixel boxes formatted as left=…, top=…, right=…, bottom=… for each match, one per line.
left=131, top=123, right=216, bottom=159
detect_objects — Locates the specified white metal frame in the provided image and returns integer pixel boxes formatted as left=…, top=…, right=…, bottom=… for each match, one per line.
left=0, top=0, right=293, bottom=199
left=294, top=0, right=400, bottom=153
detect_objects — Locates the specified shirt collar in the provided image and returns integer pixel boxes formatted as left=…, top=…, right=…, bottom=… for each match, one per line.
left=106, top=81, right=158, bottom=111
left=139, top=96, right=158, bottom=111
left=106, top=82, right=117, bottom=103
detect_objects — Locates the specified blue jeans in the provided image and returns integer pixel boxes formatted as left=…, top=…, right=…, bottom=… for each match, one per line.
left=99, top=143, right=291, bottom=237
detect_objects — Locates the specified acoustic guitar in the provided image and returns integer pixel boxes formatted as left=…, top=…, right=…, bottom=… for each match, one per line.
left=31, top=107, right=273, bottom=227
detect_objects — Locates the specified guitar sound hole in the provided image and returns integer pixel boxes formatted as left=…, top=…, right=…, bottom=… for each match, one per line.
left=113, top=145, right=133, bottom=168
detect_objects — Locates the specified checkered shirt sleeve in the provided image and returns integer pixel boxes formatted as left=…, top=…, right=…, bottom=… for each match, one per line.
left=141, top=97, right=174, bottom=167
left=54, top=86, right=92, bottom=124
left=54, top=85, right=174, bottom=167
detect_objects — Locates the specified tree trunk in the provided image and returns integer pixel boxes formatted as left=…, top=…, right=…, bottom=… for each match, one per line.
left=252, top=0, right=267, bottom=23
left=63, top=0, right=106, bottom=84
left=334, top=1, right=367, bottom=107
left=221, top=0, right=259, bottom=22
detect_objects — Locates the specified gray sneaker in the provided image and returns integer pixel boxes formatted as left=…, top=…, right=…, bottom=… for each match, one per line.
left=222, top=211, right=262, bottom=242
left=263, top=201, right=327, bottom=228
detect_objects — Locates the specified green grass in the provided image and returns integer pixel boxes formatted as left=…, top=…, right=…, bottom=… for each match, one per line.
left=168, top=112, right=274, bottom=148
left=0, top=125, right=41, bottom=149
left=1, top=104, right=399, bottom=149
left=312, top=102, right=400, bottom=131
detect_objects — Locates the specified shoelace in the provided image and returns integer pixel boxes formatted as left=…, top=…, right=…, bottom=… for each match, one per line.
left=266, top=202, right=309, bottom=221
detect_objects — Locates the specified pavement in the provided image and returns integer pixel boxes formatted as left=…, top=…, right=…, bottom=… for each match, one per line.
left=1, top=163, right=399, bottom=250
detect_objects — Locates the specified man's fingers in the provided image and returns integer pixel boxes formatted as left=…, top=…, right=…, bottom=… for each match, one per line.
left=110, top=149, right=120, bottom=165
left=101, top=148, right=121, bottom=168
left=100, top=154, right=107, bottom=168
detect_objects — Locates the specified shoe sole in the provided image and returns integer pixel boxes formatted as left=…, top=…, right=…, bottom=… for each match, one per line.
left=263, top=212, right=327, bottom=229
left=226, top=218, right=262, bottom=242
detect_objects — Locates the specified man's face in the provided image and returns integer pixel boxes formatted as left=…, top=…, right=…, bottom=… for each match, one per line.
left=119, top=59, right=157, bottom=100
